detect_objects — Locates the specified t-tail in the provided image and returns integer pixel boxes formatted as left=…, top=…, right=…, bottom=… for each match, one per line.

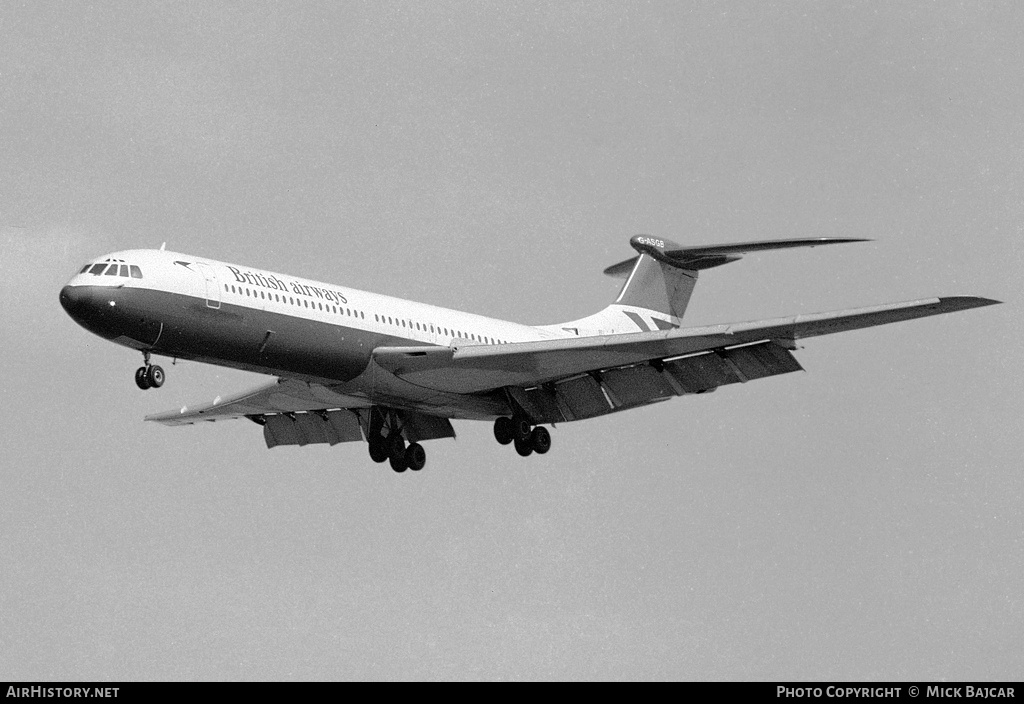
left=542, top=235, right=870, bottom=336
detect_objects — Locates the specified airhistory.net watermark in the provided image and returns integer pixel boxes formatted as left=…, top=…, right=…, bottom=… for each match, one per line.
left=6, top=688, right=118, bottom=698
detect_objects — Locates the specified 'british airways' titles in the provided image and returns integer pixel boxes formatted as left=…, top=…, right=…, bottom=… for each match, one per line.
left=227, top=266, right=348, bottom=304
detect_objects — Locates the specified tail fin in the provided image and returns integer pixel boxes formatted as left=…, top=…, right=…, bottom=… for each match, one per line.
left=543, top=236, right=869, bottom=336
left=610, top=246, right=699, bottom=324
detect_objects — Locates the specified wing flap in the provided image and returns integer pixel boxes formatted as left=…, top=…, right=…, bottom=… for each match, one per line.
left=263, top=409, right=364, bottom=447
left=508, top=340, right=804, bottom=423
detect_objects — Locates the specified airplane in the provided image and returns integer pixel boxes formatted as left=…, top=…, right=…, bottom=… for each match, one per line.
left=59, top=235, right=999, bottom=473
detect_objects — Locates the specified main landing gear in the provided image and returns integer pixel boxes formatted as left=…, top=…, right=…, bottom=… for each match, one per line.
left=493, top=416, right=551, bottom=457
left=134, top=352, right=164, bottom=390
left=366, top=408, right=426, bottom=473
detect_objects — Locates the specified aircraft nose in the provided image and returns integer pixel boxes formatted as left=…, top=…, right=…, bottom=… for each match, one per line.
left=59, top=285, right=90, bottom=318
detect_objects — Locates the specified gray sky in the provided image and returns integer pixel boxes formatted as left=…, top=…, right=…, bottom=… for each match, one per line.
left=2, top=1, right=1021, bottom=681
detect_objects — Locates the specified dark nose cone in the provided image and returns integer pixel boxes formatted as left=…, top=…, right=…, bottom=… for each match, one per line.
left=60, top=285, right=89, bottom=318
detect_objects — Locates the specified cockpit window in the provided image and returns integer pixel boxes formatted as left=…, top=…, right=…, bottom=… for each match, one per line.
left=88, top=263, right=107, bottom=275
left=79, top=264, right=90, bottom=274
left=104, top=264, right=120, bottom=275
left=130, top=266, right=142, bottom=279
left=119, top=265, right=129, bottom=277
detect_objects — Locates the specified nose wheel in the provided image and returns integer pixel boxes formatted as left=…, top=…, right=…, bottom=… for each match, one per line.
left=134, top=353, right=164, bottom=390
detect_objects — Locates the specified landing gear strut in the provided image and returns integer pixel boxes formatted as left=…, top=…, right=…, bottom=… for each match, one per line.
left=493, top=416, right=552, bottom=457
left=135, top=352, right=164, bottom=390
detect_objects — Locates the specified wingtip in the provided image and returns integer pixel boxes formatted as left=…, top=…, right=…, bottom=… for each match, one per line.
left=938, top=296, right=1003, bottom=309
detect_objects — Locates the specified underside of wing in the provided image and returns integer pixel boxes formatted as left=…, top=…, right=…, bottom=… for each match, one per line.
left=145, top=377, right=455, bottom=448
left=374, top=296, right=1000, bottom=396
left=144, top=377, right=371, bottom=425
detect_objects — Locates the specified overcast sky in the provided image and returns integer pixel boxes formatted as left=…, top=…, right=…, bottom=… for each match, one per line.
left=2, top=1, right=1021, bottom=681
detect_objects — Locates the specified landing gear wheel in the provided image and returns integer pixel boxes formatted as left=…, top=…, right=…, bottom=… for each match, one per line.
left=389, top=453, right=408, bottom=473
left=529, top=426, right=551, bottom=454
left=368, top=438, right=389, bottom=463
left=493, top=417, right=514, bottom=445
left=405, top=443, right=426, bottom=472
left=146, top=365, right=165, bottom=388
left=135, top=367, right=151, bottom=390
left=514, top=436, right=534, bottom=457
left=511, top=417, right=532, bottom=443
left=388, top=433, right=406, bottom=457
left=388, top=433, right=407, bottom=473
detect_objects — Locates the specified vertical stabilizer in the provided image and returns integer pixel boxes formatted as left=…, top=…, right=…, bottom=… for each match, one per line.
left=615, top=253, right=698, bottom=322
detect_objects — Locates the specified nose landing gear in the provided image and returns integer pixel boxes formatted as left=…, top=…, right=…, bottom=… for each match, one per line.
left=134, top=352, right=164, bottom=390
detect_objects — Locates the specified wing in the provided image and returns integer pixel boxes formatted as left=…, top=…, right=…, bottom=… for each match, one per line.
left=374, top=297, right=1000, bottom=397
left=145, top=377, right=455, bottom=447
left=145, top=377, right=370, bottom=425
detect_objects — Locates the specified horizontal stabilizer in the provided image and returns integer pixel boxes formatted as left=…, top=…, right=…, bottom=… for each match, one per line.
left=604, top=236, right=870, bottom=277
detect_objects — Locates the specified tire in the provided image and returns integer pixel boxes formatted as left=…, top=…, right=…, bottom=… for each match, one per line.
left=146, top=365, right=165, bottom=388
left=530, top=426, right=551, bottom=455
left=368, top=438, right=389, bottom=463
left=389, top=453, right=408, bottom=473
left=135, top=367, right=151, bottom=390
left=493, top=417, right=514, bottom=445
left=388, top=433, right=406, bottom=458
left=405, top=443, right=426, bottom=471
left=514, top=436, right=533, bottom=457
left=512, top=417, right=532, bottom=443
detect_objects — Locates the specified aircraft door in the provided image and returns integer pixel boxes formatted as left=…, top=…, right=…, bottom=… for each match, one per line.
left=193, top=262, right=221, bottom=309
